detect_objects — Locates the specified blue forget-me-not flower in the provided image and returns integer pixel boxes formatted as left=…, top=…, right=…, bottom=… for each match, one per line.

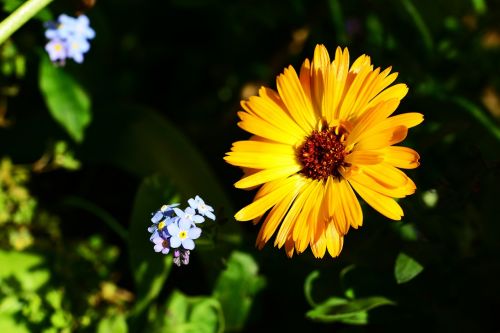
left=147, top=196, right=214, bottom=266
left=44, top=14, right=95, bottom=64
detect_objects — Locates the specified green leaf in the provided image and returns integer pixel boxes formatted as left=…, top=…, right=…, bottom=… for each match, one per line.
left=156, top=291, right=222, bottom=333
left=39, top=56, right=92, bottom=142
left=394, top=252, right=424, bottom=284
left=471, top=0, right=487, bottom=15
left=97, top=314, right=128, bottom=333
left=306, top=296, right=395, bottom=324
left=0, top=250, right=50, bottom=291
left=163, top=290, right=190, bottom=328
left=189, top=298, right=222, bottom=333
left=83, top=104, right=241, bottom=270
left=0, top=314, right=29, bottom=333
left=212, top=251, right=265, bottom=331
left=128, top=175, right=177, bottom=316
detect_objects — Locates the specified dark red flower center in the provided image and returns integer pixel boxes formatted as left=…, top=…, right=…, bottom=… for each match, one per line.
left=298, top=125, right=348, bottom=180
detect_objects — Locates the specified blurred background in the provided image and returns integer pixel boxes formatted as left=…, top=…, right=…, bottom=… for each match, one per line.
left=1, top=0, right=499, bottom=332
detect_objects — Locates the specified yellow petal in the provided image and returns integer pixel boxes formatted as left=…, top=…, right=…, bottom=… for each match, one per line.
left=345, top=150, right=383, bottom=165
left=338, top=63, right=373, bottom=120
left=311, top=45, right=330, bottom=118
left=310, top=227, right=327, bottom=259
left=256, top=182, right=302, bottom=248
left=370, top=113, right=424, bottom=133
left=331, top=47, right=350, bottom=121
left=274, top=179, right=315, bottom=248
left=235, top=164, right=302, bottom=189
left=346, top=99, right=401, bottom=146
left=347, top=67, right=381, bottom=119
left=349, top=180, right=404, bottom=220
left=338, top=179, right=363, bottom=229
left=235, top=176, right=301, bottom=221
left=349, top=54, right=371, bottom=73
left=362, top=163, right=410, bottom=189
left=243, top=89, right=308, bottom=139
left=297, top=180, right=325, bottom=254
left=224, top=150, right=296, bottom=169
left=276, top=65, right=317, bottom=131
left=384, top=146, right=420, bottom=169
left=353, top=68, right=399, bottom=117
left=354, top=126, right=408, bottom=151
left=299, top=58, right=313, bottom=111
left=330, top=179, right=349, bottom=235
left=237, top=111, right=299, bottom=145
left=369, top=70, right=398, bottom=102
left=293, top=180, right=321, bottom=242
left=366, top=83, right=409, bottom=110
left=230, top=140, right=295, bottom=154
left=325, top=220, right=344, bottom=257
left=347, top=170, right=415, bottom=198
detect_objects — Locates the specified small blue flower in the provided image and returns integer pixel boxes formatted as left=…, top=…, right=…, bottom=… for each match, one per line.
left=66, top=36, right=90, bottom=63
left=72, top=15, right=96, bottom=40
left=167, top=219, right=201, bottom=250
left=148, top=204, right=179, bottom=236
left=45, top=39, right=66, bottom=63
left=188, top=195, right=216, bottom=220
left=152, top=236, right=170, bottom=254
left=173, top=207, right=205, bottom=225
left=148, top=196, right=215, bottom=266
left=44, top=14, right=95, bottom=65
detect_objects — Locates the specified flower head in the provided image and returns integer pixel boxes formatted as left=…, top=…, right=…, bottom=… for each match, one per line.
left=167, top=219, right=201, bottom=250
left=147, top=196, right=214, bottom=266
left=66, top=37, right=90, bottom=63
left=147, top=204, right=178, bottom=237
left=225, top=45, right=423, bottom=259
left=188, top=195, right=216, bottom=220
left=173, top=207, right=205, bottom=225
left=45, top=39, right=67, bottom=63
left=152, top=236, right=170, bottom=254
left=44, top=14, right=95, bottom=65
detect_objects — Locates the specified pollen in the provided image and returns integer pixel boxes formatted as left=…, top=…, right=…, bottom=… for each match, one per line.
left=179, top=231, right=187, bottom=239
left=298, top=124, right=349, bottom=180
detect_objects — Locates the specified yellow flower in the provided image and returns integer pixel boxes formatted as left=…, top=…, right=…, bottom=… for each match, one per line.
left=224, top=45, right=423, bottom=258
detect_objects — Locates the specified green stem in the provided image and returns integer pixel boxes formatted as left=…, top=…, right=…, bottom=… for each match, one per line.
left=400, top=0, right=433, bottom=53
left=452, top=97, right=500, bottom=141
left=63, top=196, right=129, bottom=241
left=0, top=0, right=54, bottom=45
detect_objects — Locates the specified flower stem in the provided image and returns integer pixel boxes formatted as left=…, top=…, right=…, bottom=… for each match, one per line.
left=0, top=0, right=54, bottom=45
left=400, top=0, right=433, bottom=54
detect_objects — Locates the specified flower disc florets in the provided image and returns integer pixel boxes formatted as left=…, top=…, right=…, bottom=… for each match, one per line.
left=298, top=124, right=349, bottom=180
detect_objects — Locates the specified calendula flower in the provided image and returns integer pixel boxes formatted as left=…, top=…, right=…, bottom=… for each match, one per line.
left=225, top=45, right=423, bottom=259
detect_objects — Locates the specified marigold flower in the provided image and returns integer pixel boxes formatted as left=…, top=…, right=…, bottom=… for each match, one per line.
left=225, top=45, right=423, bottom=259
